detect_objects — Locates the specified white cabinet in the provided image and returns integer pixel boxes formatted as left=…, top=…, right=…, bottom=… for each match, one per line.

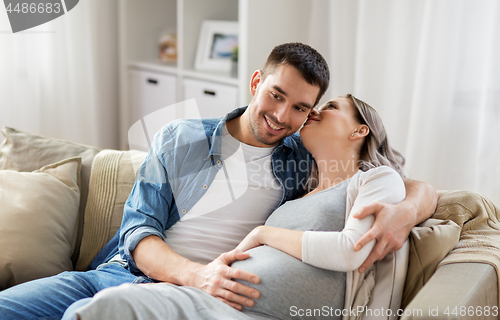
left=128, top=69, right=177, bottom=123
left=118, top=0, right=312, bottom=148
left=127, top=69, right=179, bottom=151
left=183, top=78, right=238, bottom=119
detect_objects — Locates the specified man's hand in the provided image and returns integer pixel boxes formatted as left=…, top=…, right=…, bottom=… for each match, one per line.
left=352, top=178, right=438, bottom=273
left=133, top=236, right=261, bottom=310
left=189, top=249, right=260, bottom=310
left=352, top=201, right=416, bottom=273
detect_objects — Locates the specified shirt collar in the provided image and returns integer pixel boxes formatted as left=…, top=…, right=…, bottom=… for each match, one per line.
left=208, top=106, right=247, bottom=158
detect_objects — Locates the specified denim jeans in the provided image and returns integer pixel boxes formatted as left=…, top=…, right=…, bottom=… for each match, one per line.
left=0, top=261, right=150, bottom=320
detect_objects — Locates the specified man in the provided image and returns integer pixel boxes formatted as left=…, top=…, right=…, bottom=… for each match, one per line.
left=0, top=43, right=437, bottom=320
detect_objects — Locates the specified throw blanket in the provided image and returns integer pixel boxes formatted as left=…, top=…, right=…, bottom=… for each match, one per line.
left=434, top=190, right=500, bottom=307
left=75, top=150, right=146, bottom=271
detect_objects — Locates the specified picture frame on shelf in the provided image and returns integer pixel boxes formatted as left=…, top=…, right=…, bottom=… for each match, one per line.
left=195, top=20, right=238, bottom=73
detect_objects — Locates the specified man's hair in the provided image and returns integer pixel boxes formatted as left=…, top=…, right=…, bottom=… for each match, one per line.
left=262, top=43, right=330, bottom=107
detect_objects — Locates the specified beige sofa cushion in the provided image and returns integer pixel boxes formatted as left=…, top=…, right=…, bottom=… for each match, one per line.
left=402, top=218, right=460, bottom=308
left=0, top=157, right=81, bottom=289
left=402, top=189, right=500, bottom=309
left=76, top=149, right=147, bottom=271
left=433, top=190, right=500, bottom=309
left=0, top=127, right=100, bottom=266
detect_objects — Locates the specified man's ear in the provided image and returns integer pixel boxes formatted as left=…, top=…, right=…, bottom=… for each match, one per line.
left=250, top=70, right=262, bottom=97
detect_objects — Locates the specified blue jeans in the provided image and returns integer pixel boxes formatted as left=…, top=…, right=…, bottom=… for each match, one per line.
left=0, top=261, right=151, bottom=320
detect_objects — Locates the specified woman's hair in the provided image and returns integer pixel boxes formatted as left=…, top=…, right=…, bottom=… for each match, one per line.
left=346, top=93, right=405, bottom=175
left=305, top=94, right=405, bottom=192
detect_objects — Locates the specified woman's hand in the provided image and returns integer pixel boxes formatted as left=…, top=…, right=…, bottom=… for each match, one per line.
left=236, top=226, right=304, bottom=260
left=236, top=226, right=265, bottom=252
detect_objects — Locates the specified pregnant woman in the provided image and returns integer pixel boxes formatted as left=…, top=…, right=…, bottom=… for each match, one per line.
left=68, top=94, right=406, bottom=320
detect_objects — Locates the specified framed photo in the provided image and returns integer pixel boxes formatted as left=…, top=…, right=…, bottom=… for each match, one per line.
left=195, top=20, right=238, bottom=73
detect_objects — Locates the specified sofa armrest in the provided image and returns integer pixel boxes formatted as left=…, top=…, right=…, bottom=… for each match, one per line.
left=402, top=263, right=498, bottom=320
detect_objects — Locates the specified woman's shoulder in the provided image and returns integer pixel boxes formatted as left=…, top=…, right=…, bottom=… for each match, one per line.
left=353, top=166, right=402, bottom=179
left=348, top=166, right=406, bottom=204
left=359, top=165, right=401, bottom=177
left=350, top=165, right=405, bottom=189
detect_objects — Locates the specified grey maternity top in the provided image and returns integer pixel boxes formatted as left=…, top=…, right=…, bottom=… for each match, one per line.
left=232, top=180, right=350, bottom=320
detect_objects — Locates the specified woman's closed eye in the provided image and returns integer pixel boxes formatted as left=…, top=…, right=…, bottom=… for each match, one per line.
left=320, top=103, right=337, bottom=111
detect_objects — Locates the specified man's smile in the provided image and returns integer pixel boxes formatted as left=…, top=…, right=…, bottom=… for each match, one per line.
left=265, top=116, right=284, bottom=131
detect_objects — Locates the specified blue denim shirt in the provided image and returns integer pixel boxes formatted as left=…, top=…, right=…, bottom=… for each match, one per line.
left=91, top=107, right=313, bottom=274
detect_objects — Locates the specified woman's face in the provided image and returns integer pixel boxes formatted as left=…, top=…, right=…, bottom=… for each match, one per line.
left=300, top=97, right=360, bottom=144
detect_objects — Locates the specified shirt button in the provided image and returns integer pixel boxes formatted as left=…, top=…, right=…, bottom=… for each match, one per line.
left=282, top=148, right=286, bottom=152
left=181, top=209, right=187, bottom=214
left=216, top=160, right=222, bottom=165
left=203, top=185, right=208, bottom=189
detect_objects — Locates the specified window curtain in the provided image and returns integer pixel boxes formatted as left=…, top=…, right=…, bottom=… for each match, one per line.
left=310, top=0, right=500, bottom=203
left=0, top=0, right=119, bottom=149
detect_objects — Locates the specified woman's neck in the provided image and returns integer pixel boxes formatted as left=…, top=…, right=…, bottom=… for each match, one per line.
left=313, top=150, right=359, bottom=192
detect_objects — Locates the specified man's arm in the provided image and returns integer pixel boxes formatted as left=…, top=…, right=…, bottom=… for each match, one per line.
left=352, top=178, right=438, bottom=273
left=119, top=127, right=260, bottom=311
left=132, top=235, right=260, bottom=310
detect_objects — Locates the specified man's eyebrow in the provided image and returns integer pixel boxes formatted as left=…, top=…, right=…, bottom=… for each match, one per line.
left=272, top=85, right=313, bottom=110
left=273, top=85, right=287, bottom=96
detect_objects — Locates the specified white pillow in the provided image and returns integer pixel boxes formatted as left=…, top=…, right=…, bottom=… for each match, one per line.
left=0, top=157, right=81, bottom=289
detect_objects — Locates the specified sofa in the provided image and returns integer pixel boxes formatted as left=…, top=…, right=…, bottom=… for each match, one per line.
left=0, top=126, right=499, bottom=319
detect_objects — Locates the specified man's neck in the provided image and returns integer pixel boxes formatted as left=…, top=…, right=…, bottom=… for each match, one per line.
left=226, top=112, right=266, bottom=147
left=225, top=115, right=243, bottom=143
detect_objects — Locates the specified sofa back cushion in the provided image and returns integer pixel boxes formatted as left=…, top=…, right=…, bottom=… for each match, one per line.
left=0, top=158, right=81, bottom=289
left=0, top=127, right=100, bottom=266
left=75, top=149, right=147, bottom=271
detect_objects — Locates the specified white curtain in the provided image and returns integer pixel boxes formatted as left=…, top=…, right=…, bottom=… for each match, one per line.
left=309, top=0, right=500, bottom=203
left=0, top=0, right=119, bottom=149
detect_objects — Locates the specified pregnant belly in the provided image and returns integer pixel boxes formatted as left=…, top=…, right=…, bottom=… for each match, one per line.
left=231, top=246, right=345, bottom=320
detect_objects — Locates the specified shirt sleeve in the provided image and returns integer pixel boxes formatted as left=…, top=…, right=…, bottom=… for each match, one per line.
left=118, top=127, right=177, bottom=274
left=302, top=166, right=406, bottom=271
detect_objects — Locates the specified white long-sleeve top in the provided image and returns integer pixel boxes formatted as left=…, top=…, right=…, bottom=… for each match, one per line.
left=302, top=166, right=406, bottom=271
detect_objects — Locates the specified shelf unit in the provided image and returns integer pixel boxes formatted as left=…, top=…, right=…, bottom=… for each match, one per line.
left=118, top=0, right=312, bottom=149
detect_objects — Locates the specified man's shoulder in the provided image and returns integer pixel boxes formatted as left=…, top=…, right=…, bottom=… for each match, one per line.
left=163, top=117, right=216, bottom=131
left=286, top=132, right=303, bottom=144
left=283, top=132, right=308, bottom=156
left=158, top=117, right=218, bottom=138
left=150, top=117, right=218, bottom=152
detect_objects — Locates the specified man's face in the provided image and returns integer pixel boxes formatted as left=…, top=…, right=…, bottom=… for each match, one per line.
left=247, top=65, right=320, bottom=147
